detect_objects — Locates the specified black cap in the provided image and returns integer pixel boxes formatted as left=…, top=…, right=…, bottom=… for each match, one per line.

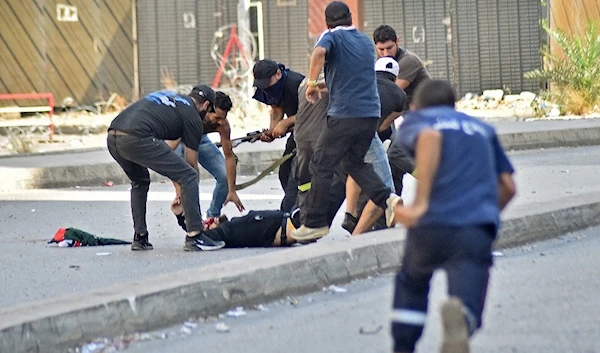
left=253, top=59, right=279, bottom=89
left=189, top=84, right=216, bottom=106
left=325, top=1, right=351, bottom=23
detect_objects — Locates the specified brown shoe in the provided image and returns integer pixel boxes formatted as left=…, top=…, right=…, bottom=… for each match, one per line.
left=440, top=297, right=470, bottom=353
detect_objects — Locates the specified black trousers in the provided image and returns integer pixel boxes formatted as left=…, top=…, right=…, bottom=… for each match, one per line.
left=391, top=225, right=494, bottom=353
left=279, top=134, right=298, bottom=212
left=304, top=117, right=390, bottom=228
left=294, top=139, right=346, bottom=227
left=107, top=133, right=204, bottom=234
left=387, top=139, right=415, bottom=196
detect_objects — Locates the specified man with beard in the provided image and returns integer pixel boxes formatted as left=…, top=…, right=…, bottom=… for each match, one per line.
left=373, top=24, right=431, bottom=106
left=107, top=85, right=225, bottom=252
left=174, top=91, right=245, bottom=219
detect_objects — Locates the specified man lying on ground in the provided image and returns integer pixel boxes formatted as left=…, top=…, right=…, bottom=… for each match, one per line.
left=171, top=199, right=301, bottom=248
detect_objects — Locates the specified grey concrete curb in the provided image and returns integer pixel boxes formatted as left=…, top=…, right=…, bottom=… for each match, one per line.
left=2, top=198, right=600, bottom=353
left=499, top=126, right=600, bottom=151
left=3, top=127, right=600, bottom=190
left=0, top=149, right=284, bottom=190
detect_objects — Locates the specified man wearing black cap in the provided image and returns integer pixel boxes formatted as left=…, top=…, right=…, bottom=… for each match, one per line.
left=107, top=85, right=226, bottom=252
left=252, top=59, right=305, bottom=212
left=291, top=1, right=401, bottom=242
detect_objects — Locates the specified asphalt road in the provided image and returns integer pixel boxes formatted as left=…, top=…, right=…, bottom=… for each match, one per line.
left=97, top=226, right=600, bottom=353
left=1, top=145, right=600, bottom=310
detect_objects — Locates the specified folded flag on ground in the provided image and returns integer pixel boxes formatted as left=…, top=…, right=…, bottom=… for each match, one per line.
left=48, top=228, right=132, bottom=247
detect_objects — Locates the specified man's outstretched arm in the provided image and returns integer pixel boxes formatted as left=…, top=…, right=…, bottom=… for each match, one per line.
left=218, top=120, right=245, bottom=212
left=393, top=128, right=441, bottom=228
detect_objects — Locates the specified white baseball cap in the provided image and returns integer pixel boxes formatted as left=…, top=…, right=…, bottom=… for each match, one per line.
left=375, top=57, right=399, bottom=77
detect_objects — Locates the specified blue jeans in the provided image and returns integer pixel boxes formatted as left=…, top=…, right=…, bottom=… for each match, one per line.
left=364, top=135, right=394, bottom=192
left=176, top=135, right=228, bottom=217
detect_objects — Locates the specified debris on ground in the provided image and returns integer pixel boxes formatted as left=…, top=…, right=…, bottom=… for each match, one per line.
left=326, top=284, right=348, bottom=293
left=226, top=306, right=247, bottom=317
left=492, top=251, right=505, bottom=257
left=254, top=304, right=269, bottom=311
left=359, top=325, right=383, bottom=335
left=215, top=322, right=230, bottom=333
left=72, top=332, right=157, bottom=353
left=102, top=181, right=114, bottom=187
left=288, top=296, right=300, bottom=306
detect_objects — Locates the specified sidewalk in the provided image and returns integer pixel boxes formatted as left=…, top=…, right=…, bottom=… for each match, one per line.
left=2, top=141, right=600, bottom=352
left=1, top=118, right=600, bottom=190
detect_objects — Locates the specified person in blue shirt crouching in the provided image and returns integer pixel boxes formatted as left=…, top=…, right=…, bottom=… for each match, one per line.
left=388, top=79, right=517, bottom=353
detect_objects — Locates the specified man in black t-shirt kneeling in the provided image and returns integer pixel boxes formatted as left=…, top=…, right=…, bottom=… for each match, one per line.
left=107, top=85, right=227, bottom=252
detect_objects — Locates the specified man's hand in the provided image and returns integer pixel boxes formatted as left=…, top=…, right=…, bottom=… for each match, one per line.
left=305, top=84, right=322, bottom=104
left=392, top=204, right=427, bottom=228
left=224, top=191, right=245, bottom=212
left=259, top=130, right=275, bottom=142
left=272, top=119, right=290, bottom=138
left=171, top=196, right=183, bottom=215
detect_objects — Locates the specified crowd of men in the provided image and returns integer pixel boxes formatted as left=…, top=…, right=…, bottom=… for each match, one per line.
left=106, top=2, right=516, bottom=353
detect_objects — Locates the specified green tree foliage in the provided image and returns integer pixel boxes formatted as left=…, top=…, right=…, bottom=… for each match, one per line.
left=524, top=21, right=600, bottom=115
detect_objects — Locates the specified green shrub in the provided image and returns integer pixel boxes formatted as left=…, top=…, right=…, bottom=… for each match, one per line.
left=524, top=21, right=600, bottom=115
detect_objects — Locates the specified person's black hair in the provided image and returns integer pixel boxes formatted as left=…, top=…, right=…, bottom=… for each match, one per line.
left=325, top=1, right=352, bottom=28
left=373, top=25, right=398, bottom=44
left=412, top=79, right=456, bottom=109
left=326, top=16, right=352, bottom=28
left=214, top=91, right=233, bottom=112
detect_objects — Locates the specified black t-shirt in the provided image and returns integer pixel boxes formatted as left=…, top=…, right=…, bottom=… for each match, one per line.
left=377, top=77, right=406, bottom=141
left=278, top=70, right=305, bottom=117
left=109, top=91, right=204, bottom=151
left=204, top=210, right=286, bottom=248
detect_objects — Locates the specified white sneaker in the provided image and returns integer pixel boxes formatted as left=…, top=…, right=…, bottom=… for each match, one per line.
left=290, top=225, right=329, bottom=243
left=440, top=297, right=470, bottom=353
left=385, top=193, right=402, bottom=227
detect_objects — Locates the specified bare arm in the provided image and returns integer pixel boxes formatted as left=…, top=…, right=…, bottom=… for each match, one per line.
left=305, top=46, right=327, bottom=103
left=378, top=111, right=402, bottom=133
left=393, top=129, right=442, bottom=227
left=272, top=114, right=295, bottom=138
left=269, top=106, right=285, bottom=131
left=165, top=138, right=183, bottom=196
left=165, top=138, right=181, bottom=150
left=395, top=78, right=411, bottom=90
left=218, top=121, right=245, bottom=212
left=183, top=145, right=200, bottom=177
left=497, top=172, right=516, bottom=210
left=411, top=129, right=442, bottom=209
left=171, top=144, right=199, bottom=199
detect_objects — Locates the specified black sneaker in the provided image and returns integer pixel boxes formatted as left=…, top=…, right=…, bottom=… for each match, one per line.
left=341, top=213, right=358, bottom=234
left=184, top=234, right=225, bottom=251
left=131, top=233, right=153, bottom=251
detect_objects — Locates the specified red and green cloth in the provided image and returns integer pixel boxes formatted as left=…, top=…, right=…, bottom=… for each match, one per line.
left=48, top=228, right=131, bottom=247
